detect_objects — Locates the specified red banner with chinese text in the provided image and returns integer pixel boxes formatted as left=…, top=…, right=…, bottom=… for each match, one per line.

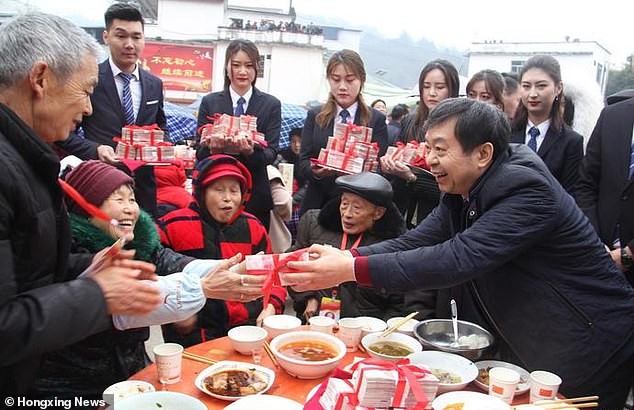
left=141, top=42, right=213, bottom=93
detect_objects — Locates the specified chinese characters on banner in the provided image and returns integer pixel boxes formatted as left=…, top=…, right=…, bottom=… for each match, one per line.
left=141, top=42, right=214, bottom=101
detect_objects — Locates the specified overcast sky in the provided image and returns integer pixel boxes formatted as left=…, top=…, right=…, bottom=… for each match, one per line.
left=9, top=0, right=633, bottom=64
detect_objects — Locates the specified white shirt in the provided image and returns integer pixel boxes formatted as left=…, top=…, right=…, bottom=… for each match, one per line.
left=110, top=59, right=142, bottom=121
left=229, top=86, right=253, bottom=115
left=525, top=119, right=550, bottom=152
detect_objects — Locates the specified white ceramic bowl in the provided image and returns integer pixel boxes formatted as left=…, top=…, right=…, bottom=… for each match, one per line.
left=227, top=325, right=268, bottom=355
left=114, top=391, right=206, bottom=410
left=386, top=316, right=420, bottom=337
left=408, top=350, right=478, bottom=392
left=356, top=316, right=388, bottom=338
left=262, top=314, right=302, bottom=340
left=194, top=360, right=275, bottom=401
left=102, top=380, right=155, bottom=405
left=361, top=331, right=422, bottom=362
left=269, top=330, right=346, bottom=379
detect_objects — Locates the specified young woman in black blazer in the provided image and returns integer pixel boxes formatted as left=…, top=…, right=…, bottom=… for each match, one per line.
left=298, top=49, right=388, bottom=215
left=511, top=55, right=583, bottom=196
left=196, top=39, right=281, bottom=228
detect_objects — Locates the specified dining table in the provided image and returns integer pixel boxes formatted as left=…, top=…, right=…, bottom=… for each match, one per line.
left=128, top=329, right=537, bottom=409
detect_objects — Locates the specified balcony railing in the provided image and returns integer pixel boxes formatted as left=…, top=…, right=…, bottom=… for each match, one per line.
left=217, top=27, right=324, bottom=47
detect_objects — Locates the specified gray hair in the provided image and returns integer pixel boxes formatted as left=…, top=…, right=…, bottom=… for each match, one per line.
left=0, top=12, right=101, bottom=87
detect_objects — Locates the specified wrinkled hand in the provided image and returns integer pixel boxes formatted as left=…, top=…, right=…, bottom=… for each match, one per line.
left=91, top=258, right=161, bottom=316
left=97, top=145, right=118, bottom=164
left=171, top=315, right=198, bottom=334
left=311, top=162, right=340, bottom=178
left=302, top=298, right=319, bottom=322
left=285, top=244, right=355, bottom=292
left=236, top=135, right=255, bottom=156
left=380, top=154, right=412, bottom=180
left=256, top=303, right=276, bottom=326
left=201, top=253, right=264, bottom=301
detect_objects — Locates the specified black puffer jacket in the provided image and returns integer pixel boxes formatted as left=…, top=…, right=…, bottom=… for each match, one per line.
left=0, top=103, right=107, bottom=395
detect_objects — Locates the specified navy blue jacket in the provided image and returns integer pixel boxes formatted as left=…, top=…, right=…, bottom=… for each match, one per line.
left=358, top=144, right=634, bottom=390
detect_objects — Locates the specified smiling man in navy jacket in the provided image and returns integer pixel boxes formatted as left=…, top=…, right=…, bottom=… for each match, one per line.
left=57, top=3, right=166, bottom=217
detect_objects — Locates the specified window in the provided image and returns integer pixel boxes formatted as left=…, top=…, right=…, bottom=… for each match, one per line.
left=510, top=60, right=525, bottom=74
left=596, top=63, right=604, bottom=84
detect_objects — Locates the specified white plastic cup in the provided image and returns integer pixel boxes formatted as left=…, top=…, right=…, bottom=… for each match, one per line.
left=488, top=366, right=520, bottom=404
left=529, top=370, right=562, bottom=403
left=153, top=343, right=183, bottom=385
left=337, top=318, right=362, bottom=352
left=309, top=315, right=336, bottom=334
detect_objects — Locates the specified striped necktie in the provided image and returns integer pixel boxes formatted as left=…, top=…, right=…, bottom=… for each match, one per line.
left=527, top=126, right=540, bottom=152
left=118, top=72, right=135, bottom=125
left=234, top=96, right=246, bottom=116
left=339, top=109, right=350, bottom=124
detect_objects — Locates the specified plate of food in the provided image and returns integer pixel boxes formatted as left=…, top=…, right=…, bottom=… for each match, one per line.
left=432, top=391, right=510, bottom=410
left=194, top=360, right=275, bottom=401
left=474, top=360, right=530, bottom=395
left=102, top=380, right=155, bottom=405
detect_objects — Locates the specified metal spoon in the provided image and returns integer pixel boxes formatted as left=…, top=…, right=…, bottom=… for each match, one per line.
left=450, top=299, right=459, bottom=347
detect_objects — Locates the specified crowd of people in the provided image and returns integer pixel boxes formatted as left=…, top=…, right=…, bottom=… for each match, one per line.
left=0, top=3, right=633, bottom=409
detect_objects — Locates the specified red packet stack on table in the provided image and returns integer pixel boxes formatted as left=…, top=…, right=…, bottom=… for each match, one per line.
left=311, top=358, right=439, bottom=410
left=115, top=124, right=175, bottom=162
left=313, top=123, right=379, bottom=174
left=385, top=141, right=429, bottom=170
left=199, top=113, right=268, bottom=155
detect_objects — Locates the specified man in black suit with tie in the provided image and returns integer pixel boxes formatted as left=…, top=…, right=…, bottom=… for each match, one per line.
left=577, top=95, right=634, bottom=286
left=58, top=3, right=166, bottom=217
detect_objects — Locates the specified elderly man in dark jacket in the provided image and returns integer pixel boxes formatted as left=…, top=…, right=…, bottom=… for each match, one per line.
left=0, top=13, right=162, bottom=395
left=287, top=98, right=634, bottom=409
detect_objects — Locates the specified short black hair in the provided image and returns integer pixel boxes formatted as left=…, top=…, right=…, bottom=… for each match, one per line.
left=389, top=104, right=409, bottom=121
left=425, top=98, right=510, bottom=161
left=105, top=3, right=144, bottom=30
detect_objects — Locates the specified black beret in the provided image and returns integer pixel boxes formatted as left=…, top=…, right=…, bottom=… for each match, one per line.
left=335, top=172, right=393, bottom=207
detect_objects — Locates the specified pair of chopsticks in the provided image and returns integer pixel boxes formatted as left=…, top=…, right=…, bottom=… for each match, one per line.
left=262, top=341, right=280, bottom=367
left=514, top=395, right=599, bottom=409
left=380, top=311, right=418, bottom=337
left=182, top=351, right=217, bottom=365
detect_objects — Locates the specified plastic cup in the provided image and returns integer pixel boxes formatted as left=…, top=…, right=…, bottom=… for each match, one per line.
left=153, top=343, right=183, bottom=385
left=251, top=347, right=263, bottom=365
left=337, top=318, right=362, bottom=352
left=529, top=370, right=562, bottom=403
left=309, top=315, right=336, bottom=334
left=488, top=366, right=520, bottom=404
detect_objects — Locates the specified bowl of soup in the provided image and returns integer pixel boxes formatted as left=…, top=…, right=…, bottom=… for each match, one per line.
left=269, top=330, right=346, bottom=379
left=361, top=331, right=423, bottom=362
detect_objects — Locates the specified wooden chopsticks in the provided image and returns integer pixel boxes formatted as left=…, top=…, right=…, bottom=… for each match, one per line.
left=182, top=351, right=217, bottom=365
left=380, top=311, right=418, bottom=337
left=262, top=341, right=280, bottom=367
left=514, top=395, right=599, bottom=409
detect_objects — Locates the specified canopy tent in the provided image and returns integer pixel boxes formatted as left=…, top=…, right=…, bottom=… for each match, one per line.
left=164, top=101, right=197, bottom=143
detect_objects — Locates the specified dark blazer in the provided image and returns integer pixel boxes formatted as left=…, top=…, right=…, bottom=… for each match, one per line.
left=195, top=87, right=281, bottom=227
left=298, top=106, right=388, bottom=215
left=510, top=124, right=583, bottom=195
left=58, top=60, right=166, bottom=159
left=577, top=98, right=634, bottom=283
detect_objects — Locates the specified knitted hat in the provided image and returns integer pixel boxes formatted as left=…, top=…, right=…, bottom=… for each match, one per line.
left=64, top=160, right=134, bottom=217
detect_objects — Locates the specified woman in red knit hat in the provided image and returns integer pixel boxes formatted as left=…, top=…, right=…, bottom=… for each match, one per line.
left=159, top=154, right=287, bottom=346
left=34, top=160, right=264, bottom=401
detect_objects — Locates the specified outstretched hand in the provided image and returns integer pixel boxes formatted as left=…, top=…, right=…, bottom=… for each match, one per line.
left=284, top=244, right=356, bottom=292
left=201, top=253, right=265, bottom=301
